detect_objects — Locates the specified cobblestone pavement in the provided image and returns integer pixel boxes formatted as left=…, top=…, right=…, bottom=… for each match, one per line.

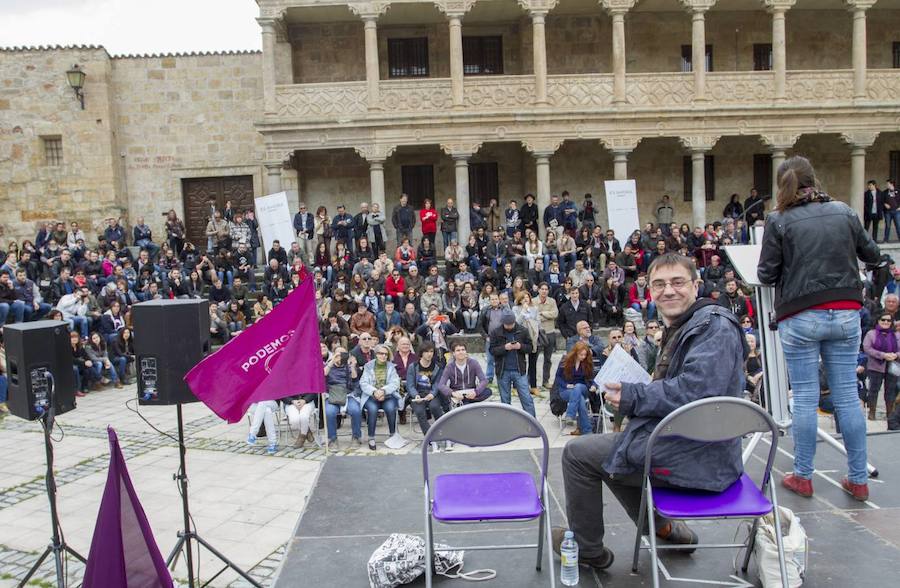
left=0, top=350, right=882, bottom=587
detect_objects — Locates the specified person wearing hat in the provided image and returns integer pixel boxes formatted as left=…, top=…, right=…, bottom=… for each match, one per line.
left=489, top=309, right=536, bottom=416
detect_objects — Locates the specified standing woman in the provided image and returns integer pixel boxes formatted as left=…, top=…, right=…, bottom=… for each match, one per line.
left=367, top=202, right=386, bottom=255
left=315, top=206, right=332, bottom=253
left=758, top=155, right=880, bottom=502
left=165, top=210, right=186, bottom=255
left=514, top=291, right=541, bottom=394
left=862, top=313, right=900, bottom=421
left=419, top=198, right=438, bottom=246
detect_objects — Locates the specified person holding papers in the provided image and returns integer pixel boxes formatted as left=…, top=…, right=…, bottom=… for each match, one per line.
left=553, top=253, right=748, bottom=571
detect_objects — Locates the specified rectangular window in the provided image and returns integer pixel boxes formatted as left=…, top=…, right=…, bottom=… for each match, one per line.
left=681, top=44, right=713, bottom=73
left=463, top=36, right=503, bottom=75
left=891, top=151, right=900, bottom=185
left=753, top=44, right=773, bottom=71
left=43, top=136, right=63, bottom=166
left=388, top=38, right=429, bottom=78
left=401, top=165, right=435, bottom=210
left=683, top=155, right=715, bottom=203
left=468, top=162, right=499, bottom=207
left=893, top=42, right=900, bottom=69
left=753, top=154, right=774, bottom=198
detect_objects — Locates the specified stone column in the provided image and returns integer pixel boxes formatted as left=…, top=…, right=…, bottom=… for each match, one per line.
left=355, top=145, right=397, bottom=216
left=532, top=11, right=549, bottom=105
left=601, top=1, right=635, bottom=105
left=449, top=14, right=465, bottom=107
left=690, top=8, right=708, bottom=101
left=680, top=136, right=718, bottom=228
left=441, top=143, right=482, bottom=245
left=364, top=18, right=381, bottom=109
left=765, top=1, right=796, bottom=101
left=771, top=149, right=786, bottom=197
left=523, top=139, right=562, bottom=219
left=761, top=133, right=799, bottom=200
left=265, top=161, right=283, bottom=195
left=601, top=137, right=641, bottom=181
left=842, top=132, right=879, bottom=219
left=257, top=18, right=278, bottom=114
left=847, top=1, right=876, bottom=100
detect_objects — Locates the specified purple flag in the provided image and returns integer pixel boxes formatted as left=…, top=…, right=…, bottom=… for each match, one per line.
left=83, top=427, right=173, bottom=588
left=184, top=277, right=326, bottom=423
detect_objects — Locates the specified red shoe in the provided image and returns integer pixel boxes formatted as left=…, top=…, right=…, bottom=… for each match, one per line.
left=841, top=478, right=869, bottom=502
left=782, top=473, right=813, bottom=497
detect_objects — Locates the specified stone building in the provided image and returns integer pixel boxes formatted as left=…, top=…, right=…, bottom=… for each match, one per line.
left=3, top=0, right=900, bottom=249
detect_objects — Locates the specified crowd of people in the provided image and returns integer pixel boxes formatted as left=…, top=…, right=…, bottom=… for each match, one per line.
left=0, top=184, right=897, bottom=446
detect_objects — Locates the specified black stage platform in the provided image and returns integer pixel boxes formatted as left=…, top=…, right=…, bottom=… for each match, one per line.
left=274, top=432, right=900, bottom=587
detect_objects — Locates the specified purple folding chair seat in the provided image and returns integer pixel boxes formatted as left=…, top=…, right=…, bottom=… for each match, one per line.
left=652, top=473, right=773, bottom=520
left=432, top=472, right=543, bottom=522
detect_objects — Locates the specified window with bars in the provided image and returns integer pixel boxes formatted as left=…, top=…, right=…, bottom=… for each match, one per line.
left=682, top=155, right=716, bottom=202
left=388, top=38, right=429, bottom=78
left=753, top=44, right=773, bottom=71
left=893, top=43, right=900, bottom=69
left=42, top=136, right=63, bottom=166
left=401, top=165, right=435, bottom=209
left=753, top=154, right=773, bottom=198
left=463, top=36, right=503, bottom=75
left=468, top=162, right=499, bottom=207
left=681, top=45, right=713, bottom=73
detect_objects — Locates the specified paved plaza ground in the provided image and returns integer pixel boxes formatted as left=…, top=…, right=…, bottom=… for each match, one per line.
left=0, top=350, right=888, bottom=587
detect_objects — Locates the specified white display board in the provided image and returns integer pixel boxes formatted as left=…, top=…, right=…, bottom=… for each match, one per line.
left=604, top=180, right=640, bottom=240
left=255, top=191, right=295, bottom=253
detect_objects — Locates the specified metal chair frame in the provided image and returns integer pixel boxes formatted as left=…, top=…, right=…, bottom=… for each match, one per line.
left=631, top=396, right=789, bottom=588
left=421, top=403, right=555, bottom=588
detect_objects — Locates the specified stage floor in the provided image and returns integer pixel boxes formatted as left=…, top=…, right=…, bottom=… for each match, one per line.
left=274, top=432, right=900, bottom=587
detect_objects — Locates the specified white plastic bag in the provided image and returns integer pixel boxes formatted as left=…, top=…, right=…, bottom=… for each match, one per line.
left=755, top=506, right=807, bottom=588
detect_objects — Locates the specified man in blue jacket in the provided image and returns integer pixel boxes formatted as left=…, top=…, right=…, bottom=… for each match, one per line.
left=554, top=253, right=748, bottom=570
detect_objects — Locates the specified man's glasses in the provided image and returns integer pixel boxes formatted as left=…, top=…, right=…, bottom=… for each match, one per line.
left=650, top=278, right=691, bottom=293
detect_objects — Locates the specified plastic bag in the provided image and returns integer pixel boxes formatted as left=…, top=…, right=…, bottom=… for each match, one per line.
left=755, top=506, right=808, bottom=588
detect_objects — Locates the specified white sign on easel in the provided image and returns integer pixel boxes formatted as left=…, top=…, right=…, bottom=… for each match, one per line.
left=604, top=180, right=640, bottom=240
left=254, top=192, right=295, bottom=253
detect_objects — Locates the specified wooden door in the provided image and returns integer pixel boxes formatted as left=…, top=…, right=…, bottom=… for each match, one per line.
left=181, top=175, right=254, bottom=251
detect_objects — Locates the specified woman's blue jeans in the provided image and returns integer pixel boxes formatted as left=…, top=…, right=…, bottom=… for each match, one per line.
left=364, top=396, right=398, bottom=437
left=324, top=402, right=341, bottom=442
left=347, top=397, right=363, bottom=439
left=560, top=383, right=592, bottom=434
left=779, top=309, right=868, bottom=484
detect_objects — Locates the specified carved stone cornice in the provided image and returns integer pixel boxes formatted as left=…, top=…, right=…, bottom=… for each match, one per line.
left=517, top=0, right=559, bottom=15
left=844, top=0, right=878, bottom=12
left=679, top=135, right=720, bottom=152
left=679, top=0, right=717, bottom=13
left=763, top=0, right=797, bottom=12
left=440, top=142, right=483, bottom=158
left=522, top=138, right=564, bottom=156
left=348, top=1, right=392, bottom=20
left=599, top=0, right=637, bottom=15
left=355, top=144, right=397, bottom=162
left=434, top=0, right=477, bottom=17
left=600, top=136, right=642, bottom=153
left=258, top=0, right=289, bottom=19
left=760, top=133, right=800, bottom=150
left=841, top=131, right=879, bottom=149
left=256, top=17, right=287, bottom=41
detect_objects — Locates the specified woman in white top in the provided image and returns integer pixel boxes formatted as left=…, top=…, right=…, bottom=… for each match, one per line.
left=524, top=229, right=546, bottom=270
left=514, top=291, right=542, bottom=392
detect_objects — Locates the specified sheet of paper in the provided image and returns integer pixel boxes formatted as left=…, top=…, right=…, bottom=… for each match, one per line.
left=593, top=344, right=652, bottom=391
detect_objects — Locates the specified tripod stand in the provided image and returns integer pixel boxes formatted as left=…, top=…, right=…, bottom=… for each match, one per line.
left=18, top=407, right=87, bottom=588
left=164, top=404, right=262, bottom=588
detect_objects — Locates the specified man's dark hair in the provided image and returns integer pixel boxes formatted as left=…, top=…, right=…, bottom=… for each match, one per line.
left=647, top=253, right=699, bottom=281
left=418, top=341, right=436, bottom=355
left=452, top=342, right=467, bottom=352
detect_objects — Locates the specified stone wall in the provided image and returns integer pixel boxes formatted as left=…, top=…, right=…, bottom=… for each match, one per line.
left=111, top=51, right=265, bottom=237
left=0, top=47, right=124, bottom=244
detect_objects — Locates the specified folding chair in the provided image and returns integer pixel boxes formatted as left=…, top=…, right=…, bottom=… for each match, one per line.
left=422, top=403, right=555, bottom=588
left=632, top=397, right=789, bottom=588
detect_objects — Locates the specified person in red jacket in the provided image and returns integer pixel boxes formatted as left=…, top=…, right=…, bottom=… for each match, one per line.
left=385, top=268, right=406, bottom=302
left=394, top=238, right=417, bottom=272
left=419, top=198, right=438, bottom=245
left=628, top=273, right=656, bottom=319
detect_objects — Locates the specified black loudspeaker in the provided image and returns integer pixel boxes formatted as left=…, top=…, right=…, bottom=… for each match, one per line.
left=4, top=321, right=76, bottom=421
left=133, top=299, right=210, bottom=405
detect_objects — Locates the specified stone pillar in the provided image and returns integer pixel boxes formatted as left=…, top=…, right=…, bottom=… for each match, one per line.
left=601, top=1, right=635, bottom=105
left=601, top=137, right=641, bottom=181
left=612, top=152, right=629, bottom=180
left=355, top=145, right=397, bottom=216
left=532, top=11, right=549, bottom=105
left=523, top=140, right=562, bottom=216
left=258, top=18, right=278, bottom=114
left=848, top=1, right=875, bottom=100
left=265, top=161, right=283, bottom=195
left=771, top=149, right=786, bottom=197
left=449, top=14, right=465, bottom=108
left=767, top=2, right=794, bottom=101
left=690, top=8, right=708, bottom=101
left=842, top=132, right=879, bottom=219
left=680, top=135, right=718, bottom=228
left=441, top=143, right=481, bottom=245
left=363, top=18, right=381, bottom=109
left=761, top=133, right=800, bottom=201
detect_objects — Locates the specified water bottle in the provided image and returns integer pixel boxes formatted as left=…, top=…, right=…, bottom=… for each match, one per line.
left=560, top=530, right=579, bottom=586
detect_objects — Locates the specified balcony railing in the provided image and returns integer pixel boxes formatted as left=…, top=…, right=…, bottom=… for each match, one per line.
left=272, top=69, right=899, bottom=121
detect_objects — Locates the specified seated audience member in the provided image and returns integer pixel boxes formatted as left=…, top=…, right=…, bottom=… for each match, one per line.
left=99, top=300, right=126, bottom=344
left=323, top=347, right=359, bottom=449
left=86, top=331, right=125, bottom=389
left=246, top=398, right=285, bottom=455
left=209, top=303, right=230, bottom=343
left=358, top=344, right=402, bottom=451
left=554, top=342, right=596, bottom=436
left=283, top=390, right=319, bottom=449
left=224, top=301, right=246, bottom=335
left=416, top=308, right=458, bottom=359
left=566, top=320, right=604, bottom=358
left=349, top=302, right=378, bottom=342
left=557, top=287, right=591, bottom=339
left=405, top=342, right=447, bottom=450
left=554, top=253, right=747, bottom=570
left=628, top=273, right=656, bottom=319
left=109, top=327, right=135, bottom=385
left=437, top=343, right=491, bottom=405
left=70, top=330, right=91, bottom=397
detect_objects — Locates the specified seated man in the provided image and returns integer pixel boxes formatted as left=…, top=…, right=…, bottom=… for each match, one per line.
left=565, top=320, right=604, bottom=357
left=554, top=252, right=747, bottom=569
left=437, top=343, right=491, bottom=406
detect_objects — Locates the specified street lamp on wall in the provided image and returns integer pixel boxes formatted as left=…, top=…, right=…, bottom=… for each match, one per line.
left=66, top=64, right=86, bottom=109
